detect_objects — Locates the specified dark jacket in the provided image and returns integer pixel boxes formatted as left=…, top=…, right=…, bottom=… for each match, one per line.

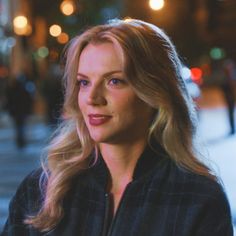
left=1, top=145, right=233, bottom=236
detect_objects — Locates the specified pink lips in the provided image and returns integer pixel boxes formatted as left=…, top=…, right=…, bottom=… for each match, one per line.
left=88, top=114, right=112, bottom=126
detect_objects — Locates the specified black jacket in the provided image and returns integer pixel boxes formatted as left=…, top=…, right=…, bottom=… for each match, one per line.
left=1, top=145, right=233, bottom=236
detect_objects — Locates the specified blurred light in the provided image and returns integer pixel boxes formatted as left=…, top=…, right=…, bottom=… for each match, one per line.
left=49, top=24, right=62, bottom=37
left=57, top=32, right=69, bottom=44
left=14, top=24, right=32, bottom=36
left=181, top=66, right=191, bottom=80
left=25, top=81, right=36, bottom=94
left=210, top=47, right=225, bottom=60
left=186, top=81, right=201, bottom=100
left=0, top=66, right=9, bottom=78
left=37, top=46, right=49, bottom=58
left=33, top=52, right=40, bottom=61
left=190, top=67, right=203, bottom=85
left=149, top=0, right=165, bottom=10
left=13, top=16, right=27, bottom=29
left=49, top=49, right=59, bottom=61
left=13, top=15, right=32, bottom=36
left=60, top=0, right=75, bottom=16
left=6, top=37, right=16, bottom=48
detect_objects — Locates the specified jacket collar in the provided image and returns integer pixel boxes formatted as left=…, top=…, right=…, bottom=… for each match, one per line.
left=89, top=142, right=168, bottom=189
left=132, top=142, right=167, bottom=181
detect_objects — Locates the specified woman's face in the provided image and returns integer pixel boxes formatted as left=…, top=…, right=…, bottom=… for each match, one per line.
left=77, top=42, right=153, bottom=145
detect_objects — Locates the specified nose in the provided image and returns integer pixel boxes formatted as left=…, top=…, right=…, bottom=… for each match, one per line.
left=86, top=84, right=107, bottom=106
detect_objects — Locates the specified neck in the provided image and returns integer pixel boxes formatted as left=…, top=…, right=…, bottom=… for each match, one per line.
left=99, top=139, right=147, bottom=194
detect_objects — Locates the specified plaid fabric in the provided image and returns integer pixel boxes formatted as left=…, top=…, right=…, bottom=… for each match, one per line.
left=1, top=144, right=233, bottom=236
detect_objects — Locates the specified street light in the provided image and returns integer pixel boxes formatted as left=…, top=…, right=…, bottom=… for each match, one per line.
left=149, top=0, right=165, bottom=11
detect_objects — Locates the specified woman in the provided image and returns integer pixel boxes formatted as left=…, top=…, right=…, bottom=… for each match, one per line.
left=2, top=19, right=233, bottom=236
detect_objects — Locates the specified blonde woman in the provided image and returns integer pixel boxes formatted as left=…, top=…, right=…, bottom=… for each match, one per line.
left=2, top=19, right=233, bottom=236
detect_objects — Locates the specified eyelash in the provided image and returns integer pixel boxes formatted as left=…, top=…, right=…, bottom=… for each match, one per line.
left=109, top=78, right=124, bottom=85
left=76, top=79, right=89, bottom=87
left=76, top=78, right=125, bottom=88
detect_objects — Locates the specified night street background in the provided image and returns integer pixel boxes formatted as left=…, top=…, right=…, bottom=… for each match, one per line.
left=1, top=0, right=236, bottom=234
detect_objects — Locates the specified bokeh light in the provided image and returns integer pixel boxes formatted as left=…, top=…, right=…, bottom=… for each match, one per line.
left=181, top=66, right=191, bottom=80
left=13, top=16, right=28, bottom=29
left=149, top=0, right=165, bottom=11
left=60, top=0, right=75, bottom=16
left=13, top=15, right=32, bottom=35
left=49, top=24, right=62, bottom=37
left=190, top=67, right=203, bottom=85
left=37, top=46, right=49, bottom=58
left=210, top=47, right=226, bottom=60
left=49, top=49, right=59, bottom=61
left=57, top=32, right=69, bottom=44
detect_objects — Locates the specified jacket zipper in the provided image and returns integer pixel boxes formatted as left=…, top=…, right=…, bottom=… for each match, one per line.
left=106, top=183, right=132, bottom=236
left=101, top=193, right=112, bottom=236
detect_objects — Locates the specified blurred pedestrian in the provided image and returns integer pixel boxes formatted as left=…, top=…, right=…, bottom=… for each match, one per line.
left=40, top=64, right=64, bottom=129
left=2, top=19, right=233, bottom=235
left=0, top=66, right=8, bottom=126
left=212, top=59, right=236, bottom=135
left=221, top=59, right=236, bottom=135
left=6, top=73, right=33, bottom=148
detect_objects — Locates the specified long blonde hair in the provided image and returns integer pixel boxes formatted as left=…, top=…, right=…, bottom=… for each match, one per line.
left=26, top=18, right=214, bottom=232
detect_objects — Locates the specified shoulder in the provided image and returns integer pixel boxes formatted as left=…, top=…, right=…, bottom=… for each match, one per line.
left=15, top=167, right=44, bottom=193
left=174, top=168, right=233, bottom=235
left=174, top=163, right=226, bottom=199
left=2, top=168, right=45, bottom=234
left=10, top=168, right=46, bottom=214
left=151, top=160, right=233, bottom=234
left=152, top=158, right=231, bottom=210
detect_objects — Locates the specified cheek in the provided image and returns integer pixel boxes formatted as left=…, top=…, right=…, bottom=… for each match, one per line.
left=78, top=92, right=85, bottom=113
left=124, top=95, right=148, bottom=112
left=129, top=98, right=153, bottom=121
left=111, top=95, right=134, bottom=114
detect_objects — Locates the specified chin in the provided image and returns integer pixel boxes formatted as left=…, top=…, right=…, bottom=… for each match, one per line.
left=89, top=132, right=108, bottom=143
left=89, top=132, right=117, bottom=144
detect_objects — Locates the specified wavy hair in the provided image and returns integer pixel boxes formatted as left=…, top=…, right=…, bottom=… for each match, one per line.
left=26, top=18, right=215, bottom=232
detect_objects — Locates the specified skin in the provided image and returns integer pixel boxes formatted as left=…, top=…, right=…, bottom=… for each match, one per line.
left=77, top=42, right=153, bottom=214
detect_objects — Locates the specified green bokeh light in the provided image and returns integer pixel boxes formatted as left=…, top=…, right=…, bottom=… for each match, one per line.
left=37, top=46, right=49, bottom=58
left=210, top=47, right=225, bottom=60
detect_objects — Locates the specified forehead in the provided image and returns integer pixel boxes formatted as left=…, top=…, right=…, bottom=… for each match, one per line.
left=78, top=42, right=124, bottom=73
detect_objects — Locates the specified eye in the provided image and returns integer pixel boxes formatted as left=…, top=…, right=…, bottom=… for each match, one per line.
left=77, top=79, right=89, bottom=87
left=109, top=78, right=124, bottom=86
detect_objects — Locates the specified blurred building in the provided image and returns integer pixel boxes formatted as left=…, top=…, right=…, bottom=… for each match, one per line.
left=1, top=0, right=122, bottom=79
left=194, top=0, right=236, bottom=61
left=124, top=0, right=236, bottom=64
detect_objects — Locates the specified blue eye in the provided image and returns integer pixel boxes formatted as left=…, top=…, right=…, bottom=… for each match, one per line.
left=77, top=79, right=89, bottom=87
left=109, top=78, right=123, bottom=85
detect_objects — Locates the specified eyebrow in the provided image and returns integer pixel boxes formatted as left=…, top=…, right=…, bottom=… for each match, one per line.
left=77, top=70, right=123, bottom=78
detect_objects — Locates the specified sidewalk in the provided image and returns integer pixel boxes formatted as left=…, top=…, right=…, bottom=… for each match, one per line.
left=198, top=107, right=236, bottom=232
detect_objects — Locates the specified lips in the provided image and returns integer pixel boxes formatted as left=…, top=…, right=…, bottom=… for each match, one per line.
left=88, top=114, right=112, bottom=126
